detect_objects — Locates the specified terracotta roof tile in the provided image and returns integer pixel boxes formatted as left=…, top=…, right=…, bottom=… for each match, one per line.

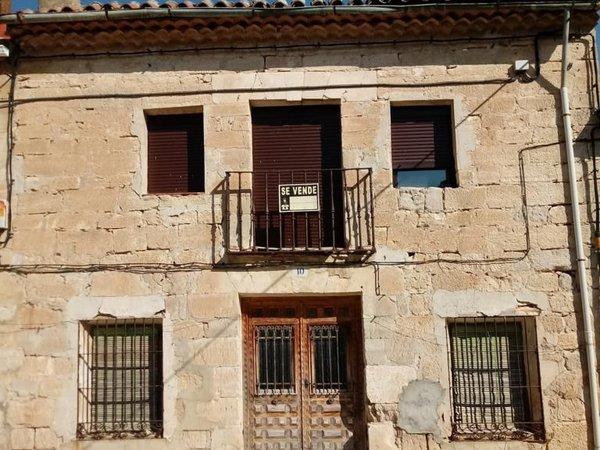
left=5, top=1, right=596, bottom=56
left=16, top=0, right=599, bottom=14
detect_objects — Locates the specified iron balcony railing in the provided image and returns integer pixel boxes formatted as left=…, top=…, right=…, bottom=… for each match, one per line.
left=224, top=168, right=375, bottom=255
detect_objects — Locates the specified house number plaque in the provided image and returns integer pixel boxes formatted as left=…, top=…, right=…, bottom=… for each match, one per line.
left=278, top=183, right=320, bottom=213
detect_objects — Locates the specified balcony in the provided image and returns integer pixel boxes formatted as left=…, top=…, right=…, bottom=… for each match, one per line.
left=223, top=168, right=375, bottom=257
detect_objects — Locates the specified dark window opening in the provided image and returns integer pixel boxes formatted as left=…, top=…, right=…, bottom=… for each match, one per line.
left=310, top=325, right=348, bottom=392
left=251, top=105, right=345, bottom=250
left=77, top=319, right=163, bottom=439
left=256, top=325, right=295, bottom=393
left=146, top=113, right=204, bottom=194
left=447, top=317, right=544, bottom=441
left=391, top=105, right=456, bottom=188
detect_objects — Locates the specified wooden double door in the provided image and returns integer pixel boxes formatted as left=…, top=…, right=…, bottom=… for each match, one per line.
left=242, top=297, right=365, bottom=450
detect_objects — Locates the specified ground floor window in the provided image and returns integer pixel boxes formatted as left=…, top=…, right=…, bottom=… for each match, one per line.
left=77, top=318, right=163, bottom=439
left=447, top=317, right=544, bottom=441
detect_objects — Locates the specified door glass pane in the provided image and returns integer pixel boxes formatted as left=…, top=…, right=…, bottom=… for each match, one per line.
left=255, top=325, right=294, bottom=393
left=310, top=325, right=348, bottom=392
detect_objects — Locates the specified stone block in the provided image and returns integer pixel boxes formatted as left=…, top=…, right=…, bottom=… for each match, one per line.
left=186, top=295, right=239, bottom=321
left=215, top=366, right=242, bottom=399
left=367, top=422, right=396, bottom=450
left=34, top=428, right=59, bottom=449
left=0, top=348, right=25, bottom=373
left=178, top=366, right=215, bottom=402
left=211, top=427, right=244, bottom=449
left=10, top=428, right=34, bottom=450
left=181, top=430, right=211, bottom=449
left=366, top=365, right=417, bottom=404
left=88, top=272, right=151, bottom=296
left=190, top=338, right=242, bottom=366
left=6, top=399, right=54, bottom=427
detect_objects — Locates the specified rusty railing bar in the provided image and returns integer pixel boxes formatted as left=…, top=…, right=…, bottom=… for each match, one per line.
left=249, top=172, right=256, bottom=252
left=368, top=168, right=375, bottom=248
left=355, top=168, right=363, bottom=249
left=318, top=170, right=323, bottom=251
left=265, top=172, right=270, bottom=251
left=278, top=171, right=283, bottom=252
left=224, top=171, right=231, bottom=252
left=330, top=169, right=336, bottom=250
left=291, top=170, right=296, bottom=252
left=304, top=170, right=309, bottom=251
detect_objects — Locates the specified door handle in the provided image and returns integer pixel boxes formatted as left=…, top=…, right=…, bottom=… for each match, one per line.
left=303, top=379, right=309, bottom=388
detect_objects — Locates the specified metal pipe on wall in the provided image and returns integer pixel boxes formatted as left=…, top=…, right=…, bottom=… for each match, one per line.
left=561, top=8, right=600, bottom=449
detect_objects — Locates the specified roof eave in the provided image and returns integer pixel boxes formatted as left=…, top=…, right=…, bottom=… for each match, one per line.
left=1, top=2, right=598, bottom=25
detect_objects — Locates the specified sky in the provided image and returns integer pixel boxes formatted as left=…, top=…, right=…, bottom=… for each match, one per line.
left=10, top=0, right=97, bottom=10
left=11, top=0, right=42, bottom=11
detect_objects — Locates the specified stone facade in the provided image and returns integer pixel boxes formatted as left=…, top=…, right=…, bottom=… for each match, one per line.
left=0, top=20, right=598, bottom=450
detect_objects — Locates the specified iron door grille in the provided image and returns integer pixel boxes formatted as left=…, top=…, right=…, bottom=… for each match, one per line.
left=310, top=325, right=349, bottom=393
left=447, top=317, right=544, bottom=441
left=255, top=325, right=295, bottom=395
left=77, top=319, right=163, bottom=439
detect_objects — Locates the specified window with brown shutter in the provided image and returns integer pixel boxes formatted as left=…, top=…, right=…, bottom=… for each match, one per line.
left=391, top=105, right=456, bottom=188
left=146, top=113, right=204, bottom=194
left=251, top=105, right=345, bottom=249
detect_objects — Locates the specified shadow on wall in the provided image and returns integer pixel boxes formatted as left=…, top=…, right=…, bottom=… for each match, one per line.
left=538, top=35, right=600, bottom=450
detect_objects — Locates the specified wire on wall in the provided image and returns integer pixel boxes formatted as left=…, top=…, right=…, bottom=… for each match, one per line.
left=0, top=31, right=593, bottom=275
left=2, top=53, right=17, bottom=248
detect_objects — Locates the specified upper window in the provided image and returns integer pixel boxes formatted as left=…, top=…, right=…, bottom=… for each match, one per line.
left=146, top=113, right=204, bottom=194
left=447, top=317, right=544, bottom=441
left=77, top=319, right=163, bottom=439
left=391, top=105, right=456, bottom=188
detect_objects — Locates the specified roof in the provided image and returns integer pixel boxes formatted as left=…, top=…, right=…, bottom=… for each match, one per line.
left=2, top=0, right=596, bottom=56
left=9, top=0, right=600, bottom=14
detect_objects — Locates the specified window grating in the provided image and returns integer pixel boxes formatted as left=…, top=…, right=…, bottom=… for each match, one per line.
left=447, top=317, right=544, bottom=441
left=77, top=319, right=163, bottom=439
left=256, top=325, right=295, bottom=394
left=310, top=325, right=348, bottom=393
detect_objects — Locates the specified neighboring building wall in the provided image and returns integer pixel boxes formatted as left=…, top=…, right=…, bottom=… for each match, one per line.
left=0, top=36, right=597, bottom=449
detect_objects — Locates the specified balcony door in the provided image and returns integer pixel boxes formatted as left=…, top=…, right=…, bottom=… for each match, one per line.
left=242, top=297, right=365, bottom=450
left=251, top=105, right=345, bottom=250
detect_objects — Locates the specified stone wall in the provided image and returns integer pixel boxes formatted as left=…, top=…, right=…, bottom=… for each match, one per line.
left=0, top=35, right=598, bottom=449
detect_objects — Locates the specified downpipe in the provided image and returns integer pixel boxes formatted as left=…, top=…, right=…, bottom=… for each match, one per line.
left=561, top=9, right=600, bottom=449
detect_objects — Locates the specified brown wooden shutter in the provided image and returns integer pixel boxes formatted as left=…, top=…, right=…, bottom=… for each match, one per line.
left=390, top=105, right=455, bottom=179
left=251, top=105, right=343, bottom=249
left=147, top=114, right=204, bottom=194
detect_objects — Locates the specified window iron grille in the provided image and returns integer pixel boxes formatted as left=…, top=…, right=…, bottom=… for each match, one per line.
left=447, top=317, right=544, bottom=441
left=77, top=318, right=163, bottom=439
left=255, top=325, right=295, bottom=394
left=310, top=325, right=348, bottom=393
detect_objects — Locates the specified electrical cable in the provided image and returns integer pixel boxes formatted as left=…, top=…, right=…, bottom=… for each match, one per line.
left=0, top=79, right=518, bottom=107
left=12, top=34, right=547, bottom=61
left=0, top=31, right=559, bottom=108
left=0, top=30, right=586, bottom=274
left=571, top=31, right=600, bottom=110
left=2, top=53, right=17, bottom=248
